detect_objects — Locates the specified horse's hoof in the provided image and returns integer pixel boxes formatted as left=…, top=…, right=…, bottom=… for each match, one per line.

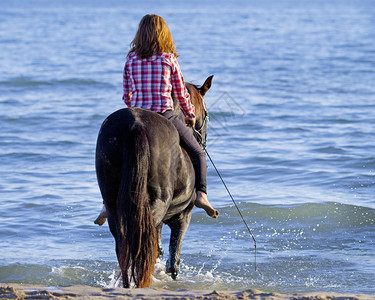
left=171, top=272, right=178, bottom=280
left=166, top=261, right=179, bottom=279
left=167, top=268, right=179, bottom=280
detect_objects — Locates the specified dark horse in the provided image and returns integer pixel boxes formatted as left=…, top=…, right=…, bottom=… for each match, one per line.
left=95, top=76, right=213, bottom=288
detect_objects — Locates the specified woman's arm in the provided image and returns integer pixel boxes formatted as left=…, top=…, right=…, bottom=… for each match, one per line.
left=170, top=56, right=195, bottom=119
left=123, top=66, right=132, bottom=106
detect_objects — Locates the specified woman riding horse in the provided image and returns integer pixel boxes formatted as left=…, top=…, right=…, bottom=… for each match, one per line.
left=95, top=14, right=218, bottom=288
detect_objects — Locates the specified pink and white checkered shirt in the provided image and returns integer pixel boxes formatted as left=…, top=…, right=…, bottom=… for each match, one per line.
left=123, top=52, right=195, bottom=119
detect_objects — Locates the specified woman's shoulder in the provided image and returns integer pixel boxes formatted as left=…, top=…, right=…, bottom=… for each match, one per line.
left=160, top=52, right=178, bottom=65
left=160, top=52, right=176, bottom=59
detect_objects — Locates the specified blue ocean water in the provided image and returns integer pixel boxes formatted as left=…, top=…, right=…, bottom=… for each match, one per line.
left=1, top=0, right=374, bottom=295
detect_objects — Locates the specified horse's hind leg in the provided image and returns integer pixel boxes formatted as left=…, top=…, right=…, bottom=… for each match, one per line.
left=165, top=209, right=193, bottom=279
left=96, top=147, right=126, bottom=282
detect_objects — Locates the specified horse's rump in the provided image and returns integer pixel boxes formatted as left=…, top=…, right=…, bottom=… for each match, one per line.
left=96, top=107, right=184, bottom=287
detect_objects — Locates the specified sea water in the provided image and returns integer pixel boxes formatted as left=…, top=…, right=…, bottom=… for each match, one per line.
left=0, top=0, right=374, bottom=295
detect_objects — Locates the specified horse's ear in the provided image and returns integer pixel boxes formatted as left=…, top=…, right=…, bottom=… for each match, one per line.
left=199, top=75, right=214, bottom=96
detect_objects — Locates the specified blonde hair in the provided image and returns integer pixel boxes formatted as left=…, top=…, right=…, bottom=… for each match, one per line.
left=128, top=14, right=178, bottom=59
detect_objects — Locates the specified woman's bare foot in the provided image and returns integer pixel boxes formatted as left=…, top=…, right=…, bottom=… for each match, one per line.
left=94, top=205, right=107, bottom=226
left=194, top=191, right=219, bottom=218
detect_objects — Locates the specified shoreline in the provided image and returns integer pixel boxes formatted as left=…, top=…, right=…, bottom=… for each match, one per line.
left=1, top=283, right=374, bottom=299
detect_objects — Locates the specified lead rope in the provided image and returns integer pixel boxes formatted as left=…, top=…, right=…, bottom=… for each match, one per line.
left=192, top=127, right=257, bottom=271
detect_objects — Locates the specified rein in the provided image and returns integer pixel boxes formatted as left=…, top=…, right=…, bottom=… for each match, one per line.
left=192, top=102, right=258, bottom=271
left=193, top=100, right=209, bottom=148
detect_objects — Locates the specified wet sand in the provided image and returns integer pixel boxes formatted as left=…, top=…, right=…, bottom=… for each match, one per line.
left=1, top=283, right=374, bottom=299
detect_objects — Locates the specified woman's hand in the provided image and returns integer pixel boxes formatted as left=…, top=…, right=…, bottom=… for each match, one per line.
left=185, top=117, right=196, bottom=127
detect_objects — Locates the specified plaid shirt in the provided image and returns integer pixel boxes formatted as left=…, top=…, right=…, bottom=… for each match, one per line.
left=123, top=52, right=195, bottom=119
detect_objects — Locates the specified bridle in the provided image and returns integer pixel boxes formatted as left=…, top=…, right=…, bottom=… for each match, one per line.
left=193, top=100, right=209, bottom=149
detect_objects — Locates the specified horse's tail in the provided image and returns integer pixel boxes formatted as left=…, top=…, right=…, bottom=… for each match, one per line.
left=116, top=121, right=157, bottom=288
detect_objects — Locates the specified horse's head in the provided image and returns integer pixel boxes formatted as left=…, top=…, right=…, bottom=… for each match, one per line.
left=185, top=75, right=214, bottom=148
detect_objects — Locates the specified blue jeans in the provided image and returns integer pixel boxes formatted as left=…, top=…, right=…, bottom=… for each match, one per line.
left=159, top=110, right=207, bottom=194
